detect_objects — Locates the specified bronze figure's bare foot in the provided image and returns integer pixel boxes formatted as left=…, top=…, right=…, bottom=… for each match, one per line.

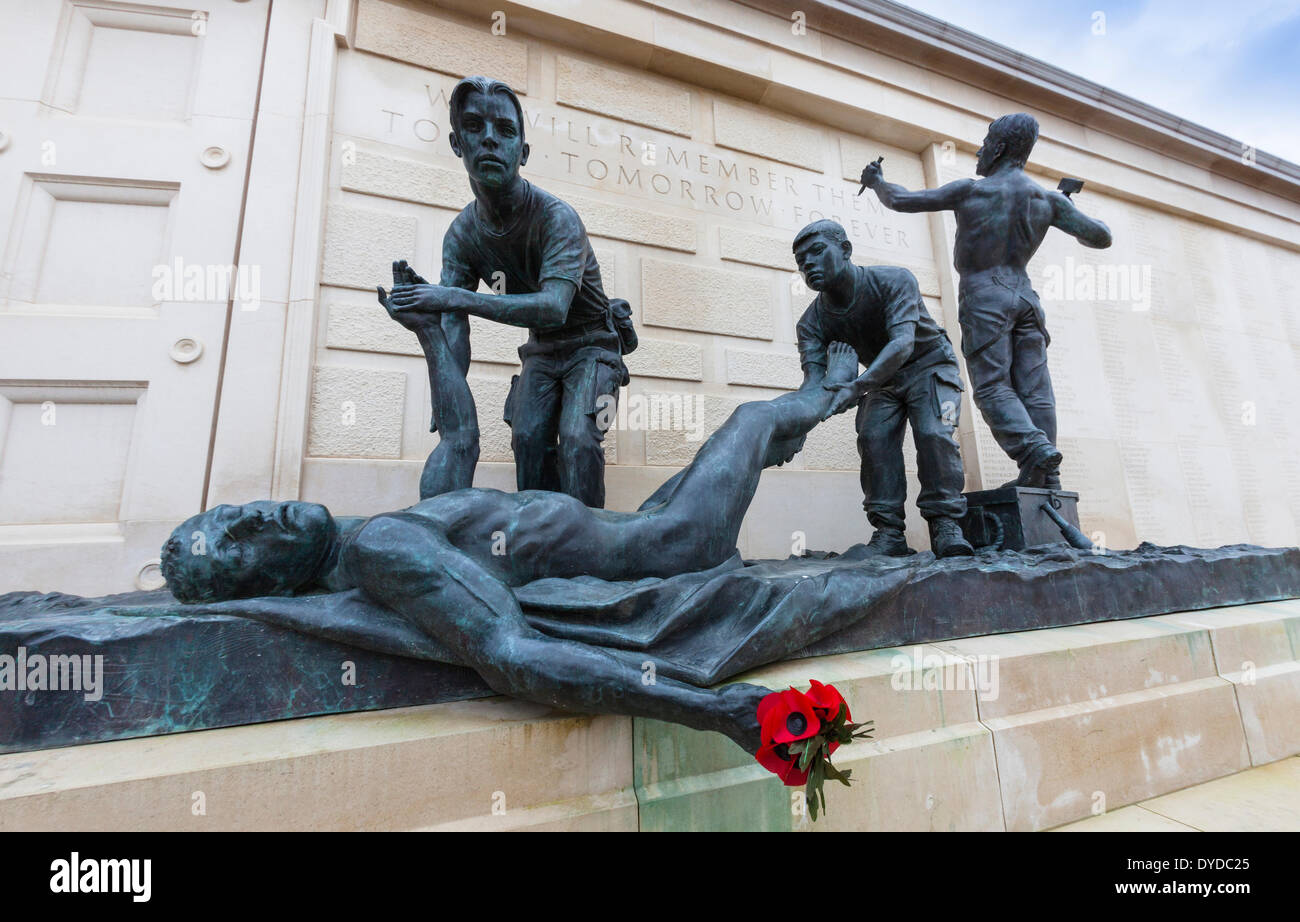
left=825, top=340, right=859, bottom=385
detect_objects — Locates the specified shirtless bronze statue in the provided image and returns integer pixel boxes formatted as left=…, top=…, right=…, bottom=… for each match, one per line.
left=861, top=114, right=1113, bottom=488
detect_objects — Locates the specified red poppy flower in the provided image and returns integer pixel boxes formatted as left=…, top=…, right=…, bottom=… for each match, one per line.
left=758, top=688, right=821, bottom=746
left=805, top=679, right=850, bottom=722
left=756, top=741, right=810, bottom=786
left=753, top=681, right=873, bottom=814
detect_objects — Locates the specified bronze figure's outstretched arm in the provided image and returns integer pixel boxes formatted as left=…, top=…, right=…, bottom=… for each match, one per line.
left=861, top=157, right=973, bottom=213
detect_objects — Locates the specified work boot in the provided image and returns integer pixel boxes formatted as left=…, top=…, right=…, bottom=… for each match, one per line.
left=929, top=516, right=974, bottom=558
left=1001, top=443, right=1064, bottom=489
left=864, top=525, right=912, bottom=557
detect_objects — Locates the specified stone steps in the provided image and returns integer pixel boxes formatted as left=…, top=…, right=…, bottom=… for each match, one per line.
left=1053, top=756, right=1300, bottom=831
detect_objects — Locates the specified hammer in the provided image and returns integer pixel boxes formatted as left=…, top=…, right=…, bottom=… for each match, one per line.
left=1057, top=177, right=1084, bottom=198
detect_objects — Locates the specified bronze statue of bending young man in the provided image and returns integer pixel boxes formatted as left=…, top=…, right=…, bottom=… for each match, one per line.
left=159, top=292, right=862, bottom=753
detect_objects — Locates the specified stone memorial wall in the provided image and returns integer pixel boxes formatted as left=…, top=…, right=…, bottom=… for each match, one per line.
left=1029, top=177, right=1300, bottom=551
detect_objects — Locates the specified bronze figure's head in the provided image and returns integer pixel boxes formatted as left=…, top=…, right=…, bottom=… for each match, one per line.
left=793, top=219, right=853, bottom=292
left=977, top=113, right=1039, bottom=176
left=448, top=76, right=529, bottom=190
left=160, top=501, right=336, bottom=602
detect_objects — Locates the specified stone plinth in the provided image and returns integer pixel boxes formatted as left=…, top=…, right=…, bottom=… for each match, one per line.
left=4, top=600, right=1297, bottom=831
left=0, top=697, right=636, bottom=832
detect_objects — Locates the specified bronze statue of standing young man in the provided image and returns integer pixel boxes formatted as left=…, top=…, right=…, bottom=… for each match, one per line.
left=386, top=77, right=628, bottom=507
left=861, top=114, right=1112, bottom=488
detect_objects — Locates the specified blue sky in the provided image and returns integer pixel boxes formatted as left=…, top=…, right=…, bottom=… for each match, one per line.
left=897, top=0, right=1300, bottom=164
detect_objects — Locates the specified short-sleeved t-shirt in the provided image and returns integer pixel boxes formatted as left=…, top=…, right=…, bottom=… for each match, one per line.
left=796, top=265, right=949, bottom=381
left=440, top=180, right=611, bottom=335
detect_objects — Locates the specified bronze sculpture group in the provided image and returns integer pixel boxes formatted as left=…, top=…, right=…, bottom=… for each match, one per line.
left=158, top=77, right=1114, bottom=771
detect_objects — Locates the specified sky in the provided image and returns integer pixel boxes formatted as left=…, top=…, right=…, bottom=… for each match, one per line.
left=895, top=0, right=1300, bottom=165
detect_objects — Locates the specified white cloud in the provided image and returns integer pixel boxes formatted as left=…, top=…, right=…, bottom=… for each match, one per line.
left=896, top=0, right=1300, bottom=163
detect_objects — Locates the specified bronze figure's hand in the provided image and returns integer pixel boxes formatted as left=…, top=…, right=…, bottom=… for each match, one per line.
left=821, top=382, right=861, bottom=419
left=378, top=261, right=438, bottom=331
left=393, top=258, right=428, bottom=287
left=858, top=156, right=884, bottom=194
left=389, top=282, right=450, bottom=314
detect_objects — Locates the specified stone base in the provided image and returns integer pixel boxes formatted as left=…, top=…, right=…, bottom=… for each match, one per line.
left=4, top=600, right=1297, bottom=831
left=0, top=697, right=639, bottom=832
